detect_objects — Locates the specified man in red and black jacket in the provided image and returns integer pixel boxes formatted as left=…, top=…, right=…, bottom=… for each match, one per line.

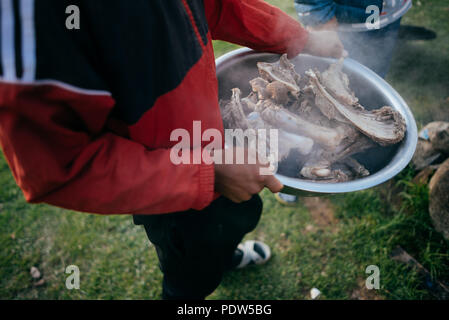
left=0, top=0, right=344, bottom=299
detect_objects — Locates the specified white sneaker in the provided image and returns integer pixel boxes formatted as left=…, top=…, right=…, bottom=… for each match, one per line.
left=274, top=192, right=298, bottom=206
left=235, top=240, right=271, bottom=269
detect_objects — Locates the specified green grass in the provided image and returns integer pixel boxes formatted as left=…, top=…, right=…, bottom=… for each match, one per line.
left=1, top=0, right=449, bottom=300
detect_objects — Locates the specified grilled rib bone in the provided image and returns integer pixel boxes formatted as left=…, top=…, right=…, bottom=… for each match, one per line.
left=306, top=69, right=406, bottom=146
left=221, top=88, right=249, bottom=131
left=260, top=103, right=345, bottom=150
left=257, top=54, right=300, bottom=95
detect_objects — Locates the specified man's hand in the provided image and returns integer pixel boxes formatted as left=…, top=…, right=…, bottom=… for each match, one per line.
left=214, top=148, right=283, bottom=203
left=303, top=30, right=347, bottom=59
left=302, top=17, right=347, bottom=59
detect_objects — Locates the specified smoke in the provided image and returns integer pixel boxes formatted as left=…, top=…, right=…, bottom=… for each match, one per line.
left=336, top=20, right=402, bottom=79
left=292, top=1, right=407, bottom=78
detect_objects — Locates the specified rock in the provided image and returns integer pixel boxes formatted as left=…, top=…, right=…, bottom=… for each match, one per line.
left=412, top=166, right=438, bottom=185
left=305, top=224, right=314, bottom=232
left=30, top=266, right=41, bottom=279
left=412, top=140, right=442, bottom=171
left=413, top=122, right=449, bottom=171
left=429, top=158, right=449, bottom=240
left=423, top=121, right=449, bottom=154
left=310, top=288, right=321, bottom=300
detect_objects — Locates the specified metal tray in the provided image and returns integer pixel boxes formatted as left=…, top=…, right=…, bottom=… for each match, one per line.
left=216, top=48, right=418, bottom=196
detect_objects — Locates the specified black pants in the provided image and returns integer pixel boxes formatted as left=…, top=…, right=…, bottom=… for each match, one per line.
left=133, top=195, right=263, bottom=300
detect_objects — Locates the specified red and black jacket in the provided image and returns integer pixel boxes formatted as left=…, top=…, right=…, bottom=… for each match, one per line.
left=0, top=0, right=308, bottom=215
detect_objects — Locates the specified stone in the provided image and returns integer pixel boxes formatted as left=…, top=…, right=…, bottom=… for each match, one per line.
left=412, top=139, right=442, bottom=171
left=30, top=266, right=41, bottom=279
left=310, top=288, right=321, bottom=300
left=422, top=121, right=449, bottom=154
left=429, top=158, right=449, bottom=240
left=412, top=165, right=437, bottom=185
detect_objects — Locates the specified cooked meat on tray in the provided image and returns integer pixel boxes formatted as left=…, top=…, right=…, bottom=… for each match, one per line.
left=220, top=54, right=406, bottom=182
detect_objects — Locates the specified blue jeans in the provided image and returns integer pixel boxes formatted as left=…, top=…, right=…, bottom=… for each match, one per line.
left=338, top=18, right=402, bottom=78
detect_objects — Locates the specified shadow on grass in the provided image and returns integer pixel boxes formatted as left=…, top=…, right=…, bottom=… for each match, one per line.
left=388, top=33, right=449, bottom=124
left=398, top=25, right=437, bottom=41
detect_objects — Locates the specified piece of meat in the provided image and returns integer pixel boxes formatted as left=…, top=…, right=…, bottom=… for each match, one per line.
left=241, top=92, right=258, bottom=114
left=319, top=59, right=358, bottom=106
left=311, top=80, right=349, bottom=124
left=306, top=69, right=406, bottom=146
left=300, top=161, right=333, bottom=180
left=299, top=134, right=374, bottom=181
left=329, top=134, right=376, bottom=163
left=246, top=91, right=259, bottom=104
left=221, top=88, right=249, bottom=131
left=257, top=54, right=300, bottom=95
left=342, top=157, right=370, bottom=177
left=250, top=77, right=270, bottom=100
left=300, top=153, right=350, bottom=182
left=266, top=81, right=290, bottom=105
left=259, top=102, right=346, bottom=150
left=246, top=112, right=314, bottom=160
left=297, top=98, right=335, bottom=127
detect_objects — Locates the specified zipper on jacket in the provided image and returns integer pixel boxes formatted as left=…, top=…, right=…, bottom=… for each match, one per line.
left=181, top=0, right=207, bottom=51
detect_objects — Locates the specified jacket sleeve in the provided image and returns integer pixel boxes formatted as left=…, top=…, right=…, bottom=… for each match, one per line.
left=0, top=83, right=215, bottom=215
left=204, top=0, right=309, bottom=58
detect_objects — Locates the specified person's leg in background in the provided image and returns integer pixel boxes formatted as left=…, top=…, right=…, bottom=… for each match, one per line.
left=133, top=195, right=263, bottom=300
left=338, top=18, right=402, bottom=78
